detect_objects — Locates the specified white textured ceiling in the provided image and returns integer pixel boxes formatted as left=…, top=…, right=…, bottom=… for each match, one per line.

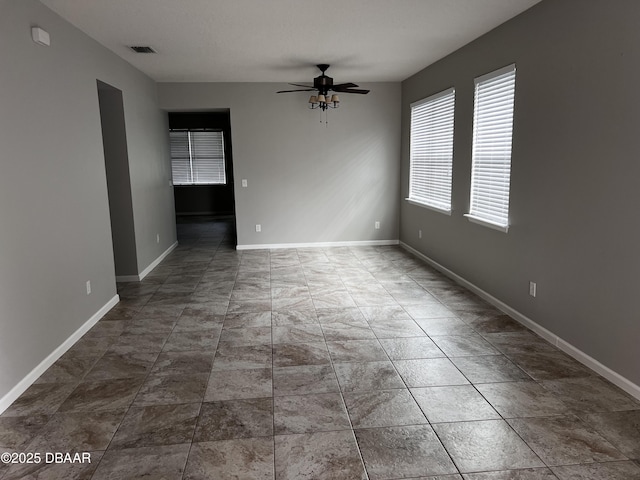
left=39, top=0, right=541, bottom=83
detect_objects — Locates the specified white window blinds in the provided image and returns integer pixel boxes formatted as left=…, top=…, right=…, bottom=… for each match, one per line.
left=169, top=131, right=191, bottom=183
left=408, top=88, right=455, bottom=213
left=169, top=130, right=226, bottom=185
left=467, top=64, right=516, bottom=231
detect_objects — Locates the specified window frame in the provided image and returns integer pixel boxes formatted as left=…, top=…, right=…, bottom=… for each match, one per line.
left=406, top=87, right=456, bottom=215
left=465, top=64, right=516, bottom=232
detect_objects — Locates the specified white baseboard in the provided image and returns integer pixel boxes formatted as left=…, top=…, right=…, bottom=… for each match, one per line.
left=237, top=239, right=399, bottom=251
left=115, top=274, right=139, bottom=282
left=138, top=241, right=178, bottom=280
left=116, top=241, right=178, bottom=282
left=0, top=295, right=120, bottom=415
left=400, top=241, right=640, bottom=400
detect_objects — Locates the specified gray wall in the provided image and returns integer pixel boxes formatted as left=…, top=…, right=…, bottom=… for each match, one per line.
left=158, top=82, right=401, bottom=247
left=98, top=82, right=138, bottom=276
left=126, top=86, right=176, bottom=273
left=400, top=0, right=640, bottom=386
left=0, top=0, right=175, bottom=400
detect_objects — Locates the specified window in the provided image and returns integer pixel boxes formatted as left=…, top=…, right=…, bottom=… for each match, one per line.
left=408, top=88, right=455, bottom=213
left=169, top=129, right=226, bottom=185
left=466, top=64, right=516, bottom=232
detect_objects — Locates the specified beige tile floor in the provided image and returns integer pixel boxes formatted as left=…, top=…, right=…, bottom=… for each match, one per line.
left=1, top=217, right=639, bottom=479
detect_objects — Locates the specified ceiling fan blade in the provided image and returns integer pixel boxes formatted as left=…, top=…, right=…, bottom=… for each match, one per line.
left=338, top=88, right=370, bottom=94
left=276, top=88, right=317, bottom=93
left=332, top=82, right=359, bottom=90
left=288, top=83, right=314, bottom=88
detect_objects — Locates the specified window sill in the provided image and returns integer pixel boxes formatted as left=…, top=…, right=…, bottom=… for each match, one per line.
left=405, top=198, right=452, bottom=216
left=464, top=214, right=509, bottom=233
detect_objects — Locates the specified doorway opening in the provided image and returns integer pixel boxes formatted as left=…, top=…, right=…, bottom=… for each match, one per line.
left=168, top=111, right=237, bottom=246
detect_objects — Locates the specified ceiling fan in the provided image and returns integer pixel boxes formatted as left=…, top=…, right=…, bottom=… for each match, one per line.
left=277, top=64, right=370, bottom=110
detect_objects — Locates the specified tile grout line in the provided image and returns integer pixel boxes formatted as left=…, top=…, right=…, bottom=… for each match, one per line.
left=179, top=235, right=225, bottom=480
left=304, top=247, right=372, bottom=480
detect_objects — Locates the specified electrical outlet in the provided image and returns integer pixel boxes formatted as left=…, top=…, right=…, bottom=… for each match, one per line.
left=242, top=179, right=248, bottom=187
left=255, top=224, right=261, bottom=232
left=374, top=221, right=380, bottom=230
left=86, top=281, right=91, bottom=295
left=418, top=229, right=422, bottom=239
left=156, top=233, right=160, bottom=244
left=529, top=281, right=537, bottom=297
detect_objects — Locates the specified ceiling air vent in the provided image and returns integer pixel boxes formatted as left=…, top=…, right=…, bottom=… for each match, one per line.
left=129, top=46, right=156, bottom=54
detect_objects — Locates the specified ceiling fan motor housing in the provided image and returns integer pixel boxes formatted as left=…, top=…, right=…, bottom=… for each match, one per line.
left=313, top=74, right=333, bottom=95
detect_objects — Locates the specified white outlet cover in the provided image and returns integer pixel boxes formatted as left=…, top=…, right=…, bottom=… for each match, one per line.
left=242, top=179, right=248, bottom=187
